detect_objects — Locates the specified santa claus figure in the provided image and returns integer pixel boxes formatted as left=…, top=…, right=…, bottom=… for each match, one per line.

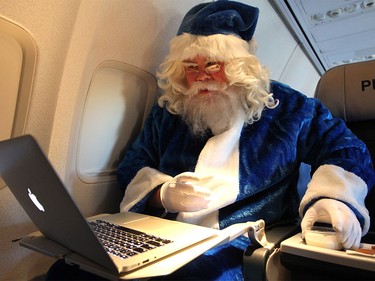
left=117, top=1, right=374, bottom=279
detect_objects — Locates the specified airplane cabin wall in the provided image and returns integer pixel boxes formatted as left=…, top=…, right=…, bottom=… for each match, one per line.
left=0, top=1, right=83, bottom=279
left=47, top=0, right=206, bottom=218
left=251, top=0, right=321, bottom=95
left=0, top=0, right=320, bottom=280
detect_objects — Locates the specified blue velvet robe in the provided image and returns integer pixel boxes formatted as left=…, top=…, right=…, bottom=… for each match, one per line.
left=117, top=81, right=375, bottom=280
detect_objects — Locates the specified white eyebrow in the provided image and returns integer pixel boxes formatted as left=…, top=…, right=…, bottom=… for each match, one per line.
left=182, top=62, right=198, bottom=67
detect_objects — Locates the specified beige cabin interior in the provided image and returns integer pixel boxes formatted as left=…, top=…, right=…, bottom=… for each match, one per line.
left=0, top=0, right=321, bottom=279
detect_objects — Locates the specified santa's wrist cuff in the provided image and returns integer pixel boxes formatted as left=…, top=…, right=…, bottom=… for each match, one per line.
left=299, top=164, right=370, bottom=235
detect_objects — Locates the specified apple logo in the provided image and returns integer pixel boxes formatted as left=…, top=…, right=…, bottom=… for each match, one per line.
left=28, top=188, right=45, bottom=212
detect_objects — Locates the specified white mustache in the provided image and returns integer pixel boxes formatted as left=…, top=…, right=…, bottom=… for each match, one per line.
left=186, top=82, right=228, bottom=96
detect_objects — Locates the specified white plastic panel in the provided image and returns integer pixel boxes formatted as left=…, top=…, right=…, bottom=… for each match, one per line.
left=279, top=45, right=320, bottom=97
left=0, top=17, right=36, bottom=191
left=248, top=0, right=320, bottom=96
left=0, top=17, right=36, bottom=139
left=250, top=0, right=298, bottom=80
left=270, top=0, right=375, bottom=73
left=0, top=32, right=22, bottom=141
left=77, top=61, right=156, bottom=184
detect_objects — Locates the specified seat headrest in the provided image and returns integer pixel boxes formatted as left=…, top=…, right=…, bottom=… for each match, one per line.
left=315, top=60, right=375, bottom=122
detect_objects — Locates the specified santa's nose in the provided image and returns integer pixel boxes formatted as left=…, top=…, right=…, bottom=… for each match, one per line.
left=195, top=70, right=211, bottom=81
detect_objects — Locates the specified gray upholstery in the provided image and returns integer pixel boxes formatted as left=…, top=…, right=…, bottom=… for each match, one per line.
left=315, top=60, right=375, bottom=122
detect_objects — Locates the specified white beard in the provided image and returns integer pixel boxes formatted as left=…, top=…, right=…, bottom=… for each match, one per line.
left=182, top=82, right=246, bottom=136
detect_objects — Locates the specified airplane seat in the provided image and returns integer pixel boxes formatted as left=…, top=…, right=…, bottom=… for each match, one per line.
left=277, top=60, right=375, bottom=280
left=314, top=60, right=375, bottom=241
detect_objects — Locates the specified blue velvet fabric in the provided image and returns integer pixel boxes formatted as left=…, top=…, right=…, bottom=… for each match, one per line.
left=177, top=0, right=259, bottom=41
left=117, top=80, right=375, bottom=280
left=151, top=235, right=249, bottom=281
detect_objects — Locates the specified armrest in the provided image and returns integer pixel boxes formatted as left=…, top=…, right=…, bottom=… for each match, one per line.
left=243, top=219, right=300, bottom=281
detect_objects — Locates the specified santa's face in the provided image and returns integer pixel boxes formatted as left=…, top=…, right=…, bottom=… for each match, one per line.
left=184, top=56, right=228, bottom=92
left=181, top=56, right=245, bottom=136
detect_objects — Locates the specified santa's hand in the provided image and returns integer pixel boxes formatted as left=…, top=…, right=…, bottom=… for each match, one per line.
left=301, top=199, right=362, bottom=249
left=160, top=172, right=212, bottom=213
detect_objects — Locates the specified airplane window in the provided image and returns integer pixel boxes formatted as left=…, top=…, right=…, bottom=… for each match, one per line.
left=77, top=60, right=157, bottom=184
left=0, top=17, right=36, bottom=190
left=0, top=32, right=22, bottom=141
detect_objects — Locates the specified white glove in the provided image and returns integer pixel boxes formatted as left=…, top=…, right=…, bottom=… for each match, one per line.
left=160, top=172, right=212, bottom=213
left=301, top=198, right=362, bottom=249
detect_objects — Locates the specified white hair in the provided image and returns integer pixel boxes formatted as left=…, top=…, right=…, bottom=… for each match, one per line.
left=157, top=33, right=278, bottom=125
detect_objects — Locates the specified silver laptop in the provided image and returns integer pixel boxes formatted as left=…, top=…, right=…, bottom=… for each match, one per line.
left=0, top=135, right=221, bottom=276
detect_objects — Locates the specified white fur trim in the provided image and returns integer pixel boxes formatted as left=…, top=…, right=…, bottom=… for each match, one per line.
left=299, top=164, right=370, bottom=234
left=120, top=167, right=173, bottom=212
left=177, top=117, right=243, bottom=227
left=168, top=33, right=253, bottom=62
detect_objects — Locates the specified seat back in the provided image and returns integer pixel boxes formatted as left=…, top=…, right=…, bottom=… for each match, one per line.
left=315, top=60, right=375, bottom=236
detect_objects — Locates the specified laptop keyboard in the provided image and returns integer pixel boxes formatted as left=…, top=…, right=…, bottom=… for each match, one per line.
left=89, top=220, right=173, bottom=260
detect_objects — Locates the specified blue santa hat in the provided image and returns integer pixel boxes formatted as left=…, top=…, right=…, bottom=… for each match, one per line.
left=177, top=0, right=259, bottom=41
left=168, top=1, right=260, bottom=62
